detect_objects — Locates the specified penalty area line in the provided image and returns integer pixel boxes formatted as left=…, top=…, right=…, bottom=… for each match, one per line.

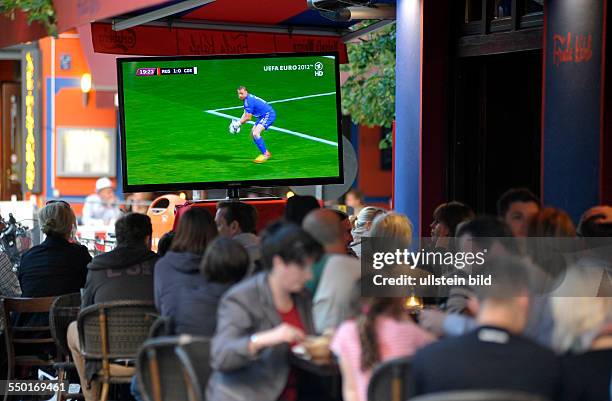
left=211, top=91, right=337, bottom=111
left=204, top=110, right=338, bottom=148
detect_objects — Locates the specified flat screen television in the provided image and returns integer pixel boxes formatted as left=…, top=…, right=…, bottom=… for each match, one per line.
left=117, top=52, right=344, bottom=192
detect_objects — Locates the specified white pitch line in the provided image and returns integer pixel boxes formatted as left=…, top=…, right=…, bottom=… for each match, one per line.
left=205, top=110, right=338, bottom=147
left=212, top=91, right=336, bottom=111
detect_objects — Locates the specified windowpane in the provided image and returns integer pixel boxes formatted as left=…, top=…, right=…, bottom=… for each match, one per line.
left=464, top=0, right=482, bottom=23
left=494, top=0, right=512, bottom=19
left=524, top=0, right=543, bottom=14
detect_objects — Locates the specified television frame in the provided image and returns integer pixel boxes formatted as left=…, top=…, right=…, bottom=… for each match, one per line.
left=116, top=52, right=344, bottom=192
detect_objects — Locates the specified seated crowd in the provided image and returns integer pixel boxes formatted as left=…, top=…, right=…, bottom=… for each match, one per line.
left=0, top=190, right=610, bottom=401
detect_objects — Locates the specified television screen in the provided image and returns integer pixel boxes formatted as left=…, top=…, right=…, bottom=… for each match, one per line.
left=117, top=52, right=343, bottom=192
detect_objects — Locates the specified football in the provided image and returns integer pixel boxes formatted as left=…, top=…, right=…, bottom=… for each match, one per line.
left=228, top=120, right=241, bottom=134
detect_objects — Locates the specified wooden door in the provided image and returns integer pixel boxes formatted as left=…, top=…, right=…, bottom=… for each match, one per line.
left=1, top=82, right=22, bottom=200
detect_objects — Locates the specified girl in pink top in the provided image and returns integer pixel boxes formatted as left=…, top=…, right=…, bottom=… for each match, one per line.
left=330, top=297, right=434, bottom=401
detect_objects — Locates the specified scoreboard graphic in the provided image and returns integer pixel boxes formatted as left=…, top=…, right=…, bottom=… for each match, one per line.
left=136, top=67, right=198, bottom=76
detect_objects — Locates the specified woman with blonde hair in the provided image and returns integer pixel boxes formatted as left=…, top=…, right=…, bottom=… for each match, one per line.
left=370, top=212, right=414, bottom=248
left=18, top=201, right=91, bottom=324
left=19, top=201, right=90, bottom=297
left=551, top=288, right=612, bottom=401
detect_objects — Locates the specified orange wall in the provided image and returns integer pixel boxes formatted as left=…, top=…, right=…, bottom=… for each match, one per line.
left=357, top=125, right=392, bottom=203
left=39, top=34, right=117, bottom=209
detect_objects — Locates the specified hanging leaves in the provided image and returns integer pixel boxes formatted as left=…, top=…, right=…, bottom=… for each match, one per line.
left=1, top=0, right=57, bottom=36
left=341, top=21, right=396, bottom=131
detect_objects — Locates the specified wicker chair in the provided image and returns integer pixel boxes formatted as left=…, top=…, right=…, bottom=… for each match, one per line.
left=136, top=335, right=209, bottom=401
left=408, top=390, right=551, bottom=401
left=77, top=301, right=157, bottom=401
left=1, top=296, right=58, bottom=401
left=148, top=315, right=175, bottom=338
left=49, top=293, right=82, bottom=401
left=367, top=356, right=413, bottom=401
left=174, top=336, right=211, bottom=401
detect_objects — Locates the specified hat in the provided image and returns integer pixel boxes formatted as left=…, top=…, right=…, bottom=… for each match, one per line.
left=95, top=177, right=113, bottom=192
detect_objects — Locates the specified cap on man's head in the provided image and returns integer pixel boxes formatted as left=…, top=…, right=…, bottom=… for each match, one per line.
left=95, top=177, right=113, bottom=192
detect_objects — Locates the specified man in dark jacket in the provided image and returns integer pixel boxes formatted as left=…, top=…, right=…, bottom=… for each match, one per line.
left=80, top=214, right=158, bottom=306
left=408, top=257, right=562, bottom=401
left=67, top=213, right=158, bottom=401
left=215, top=201, right=261, bottom=272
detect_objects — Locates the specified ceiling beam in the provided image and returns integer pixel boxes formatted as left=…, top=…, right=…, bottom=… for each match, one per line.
left=342, top=19, right=395, bottom=43
left=113, top=0, right=216, bottom=31
left=107, top=18, right=348, bottom=36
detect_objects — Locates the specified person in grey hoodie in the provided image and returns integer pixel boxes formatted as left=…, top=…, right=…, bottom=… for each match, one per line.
left=174, top=237, right=249, bottom=336
left=154, top=207, right=217, bottom=317
left=80, top=213, right=159, bottom=306
left=67, top=212, right=158, bottom=401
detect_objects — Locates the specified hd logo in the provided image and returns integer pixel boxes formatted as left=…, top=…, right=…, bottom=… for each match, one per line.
left=314, top=62, right=324, bottom=77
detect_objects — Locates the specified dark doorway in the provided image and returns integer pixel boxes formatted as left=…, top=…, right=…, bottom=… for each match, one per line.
left=0, top=58, right=23, bottom=201
left=450, top=50, right=541, bottom=214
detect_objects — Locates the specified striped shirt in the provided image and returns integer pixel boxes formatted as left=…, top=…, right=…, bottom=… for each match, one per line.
left=330, top=317, right=434, bottom=401
left=0, top=252, right=21, bottom=330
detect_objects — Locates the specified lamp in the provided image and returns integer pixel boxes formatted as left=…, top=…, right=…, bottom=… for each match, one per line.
left=81, top=73, right=92, bottom=106
left=405, top=294, right=423, bottom=310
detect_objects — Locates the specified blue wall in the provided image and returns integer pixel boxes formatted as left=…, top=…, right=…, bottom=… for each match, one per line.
left=394, top=0, right=422, bottom=234
left=543, top=0, right=604, bottom=222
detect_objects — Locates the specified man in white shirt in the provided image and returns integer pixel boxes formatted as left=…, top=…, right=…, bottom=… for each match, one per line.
left=303, top=208, right=360, bottom=333
left=81, top=177, right=122, bottom=226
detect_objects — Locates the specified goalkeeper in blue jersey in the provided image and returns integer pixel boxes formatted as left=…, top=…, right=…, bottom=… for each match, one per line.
left=229, top=86, right=276, bottom=163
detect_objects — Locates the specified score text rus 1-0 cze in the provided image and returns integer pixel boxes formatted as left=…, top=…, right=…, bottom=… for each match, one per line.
left=135, top=67, right=198, bottom=76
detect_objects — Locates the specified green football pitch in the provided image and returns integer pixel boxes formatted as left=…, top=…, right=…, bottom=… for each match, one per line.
left=121, top=56, right=340, bottom=186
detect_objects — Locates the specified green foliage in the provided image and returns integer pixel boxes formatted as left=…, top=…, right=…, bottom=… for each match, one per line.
left=341, top=21, right=396, bottom=136
left=1, top=0, right=57, bottom=36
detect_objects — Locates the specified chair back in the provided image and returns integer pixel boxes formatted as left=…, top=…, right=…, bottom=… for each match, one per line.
left=174, top=336, right=212, bottom=401
left=148, top=315, right=175, bottom=338
left=137, top=335, right=210, bottom=401
left=367, top=356, right=413, bottom=401
left=408, top=390, right=551, bottom=401
left=1, top=296, right=58, bottom=380
left=77, top=301, right=157, bottom=360
left=49, top=292, right=81, bottom=358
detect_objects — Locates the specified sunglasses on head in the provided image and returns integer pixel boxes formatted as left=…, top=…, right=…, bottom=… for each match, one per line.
left=45, top=199, right=71, bottom=208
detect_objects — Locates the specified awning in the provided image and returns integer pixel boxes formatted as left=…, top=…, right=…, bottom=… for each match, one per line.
left=89, top=0, right=351, bottom=62
left=0, top=0, right=173, bottom=50
left=90, top=21, right=348, bottom=62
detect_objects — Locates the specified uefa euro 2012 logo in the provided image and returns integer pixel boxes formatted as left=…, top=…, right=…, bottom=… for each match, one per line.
left=314, top=62, right=324, bottom=77
left=262, top=62, right=324, bottom=77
